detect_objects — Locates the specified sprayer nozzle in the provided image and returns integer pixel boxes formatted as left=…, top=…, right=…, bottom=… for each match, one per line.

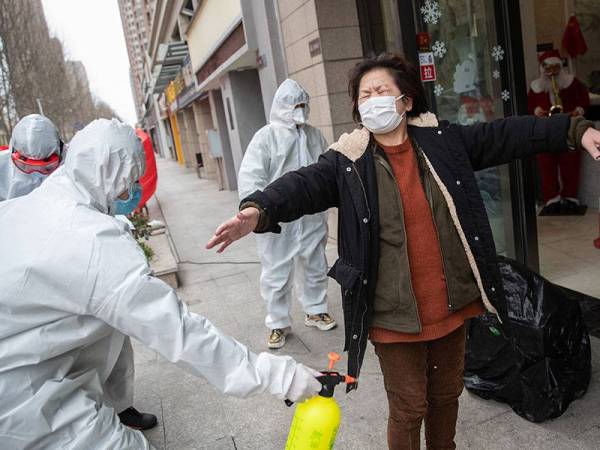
left=327, top=352, right=341, bottom=369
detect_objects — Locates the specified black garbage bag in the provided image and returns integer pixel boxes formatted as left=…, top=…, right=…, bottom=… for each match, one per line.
left=464, top=256, right=593, bottom=423
left=579, top=294, right=600, bottom=339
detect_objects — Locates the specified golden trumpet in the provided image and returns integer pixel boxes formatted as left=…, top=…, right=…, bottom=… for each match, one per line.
left=548, top=75, right=563, bottom=116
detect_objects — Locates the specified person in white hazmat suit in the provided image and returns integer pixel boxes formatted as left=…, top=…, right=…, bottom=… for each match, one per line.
left=0, top=114, right=64, bottom=201
left=237, top=79, right=336, bottom=349
left=0, top=119, right=321, bottom=450
left=0, top=114, right=156, bottom=430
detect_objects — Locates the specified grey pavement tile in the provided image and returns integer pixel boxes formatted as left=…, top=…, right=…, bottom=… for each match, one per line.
left=230, top=430, right=287, bottom=450
left=212, top=271, right=251, bottom=288
left=137, top=389, right=165, bottom=449
left=456, top=391, right=512, bottom=428
left=187, top=303, right=241, bottom=333
left=176, top=278, right=222, bottom=304
left=193, top=435, right=237, bottom=450
left=293, top=328, right=346, bottom=362
left=156, top=358, right=211, bottom=392
left=132, top=338, right=160, bottom=365
left=161, top=385, right=230, bottom=449
left=229, top=300, right=265, bottom=324
left=219, top=394, right=293, bottom=450
left=221, top=287, right=263, bottom=310
left=175, top=267, right=229, bottom=287
left=134, top=355, right=165, bottom=448
left=567, top=425, right=600, bottom=449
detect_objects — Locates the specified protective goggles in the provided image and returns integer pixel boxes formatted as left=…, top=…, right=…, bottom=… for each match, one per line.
left=11, top=149, right=61, bottom=175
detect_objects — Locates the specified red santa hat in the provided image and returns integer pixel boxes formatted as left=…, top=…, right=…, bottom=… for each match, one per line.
left=459, top=95, right=479, bottom=106
left=562, top=15, right=588, bottom=58
left=538, top=49, right=562, bottom=66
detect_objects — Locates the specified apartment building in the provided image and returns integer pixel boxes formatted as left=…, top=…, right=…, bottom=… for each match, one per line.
left=118, top=0, right=154, bottom=121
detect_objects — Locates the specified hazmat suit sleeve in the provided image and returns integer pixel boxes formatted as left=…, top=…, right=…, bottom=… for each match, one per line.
left=87, top=232, right=300, bottom=399
left=237, top=128, right=272, bottom=200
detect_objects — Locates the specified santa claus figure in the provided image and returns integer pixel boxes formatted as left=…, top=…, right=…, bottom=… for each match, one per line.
left=528, top=49, right=590, bottom=215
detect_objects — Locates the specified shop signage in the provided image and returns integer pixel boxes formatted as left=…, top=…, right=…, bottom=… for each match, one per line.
left=416, top=32, right=431, bottom=51
left=165, top=82, right=178, bottom=104
left=176, top=85, right=205, bottom=110
left=418, top=52, right=436, bottom=82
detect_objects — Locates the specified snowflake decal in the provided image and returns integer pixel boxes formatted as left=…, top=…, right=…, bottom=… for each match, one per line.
left=491, top=45, right=505, bottom=62
left=501, top=89, right=511, bottom=102
left=420, top=0, right=442, bottom=25
left=432, top=40, right=447, bottom=58
left=492, top=69, right=500, bottom=80
left=434, top=84, right=444, bottom=97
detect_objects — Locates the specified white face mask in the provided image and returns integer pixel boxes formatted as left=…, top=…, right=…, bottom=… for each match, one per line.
left=358, top=95, right=406, bottom=134
left=293, top=107, right=308, bottom=125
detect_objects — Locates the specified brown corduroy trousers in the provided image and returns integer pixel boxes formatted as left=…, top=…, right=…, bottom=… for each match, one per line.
left=373, top=325, right=466, bottom=450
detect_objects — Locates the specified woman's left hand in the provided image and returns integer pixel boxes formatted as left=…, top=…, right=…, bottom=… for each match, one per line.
left=582, top=127, right=600, bottom=160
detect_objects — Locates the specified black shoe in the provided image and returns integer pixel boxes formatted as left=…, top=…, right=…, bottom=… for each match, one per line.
left=560, top=198, right=587, bottom=215
left=539, top=201, right=562, bottom=216
left=118, top=407, right=158, bottom=430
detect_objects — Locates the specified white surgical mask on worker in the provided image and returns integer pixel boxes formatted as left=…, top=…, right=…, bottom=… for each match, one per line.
left=358, top=94, right=406, bottom=134
left=293, top=107, right=308, bottom=126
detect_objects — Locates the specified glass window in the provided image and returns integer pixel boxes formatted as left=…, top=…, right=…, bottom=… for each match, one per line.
left=356, top=0, right=404, bottom=57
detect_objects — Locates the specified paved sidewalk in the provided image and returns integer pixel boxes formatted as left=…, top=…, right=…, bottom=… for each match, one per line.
left=135, top=157, right=600, bottom=450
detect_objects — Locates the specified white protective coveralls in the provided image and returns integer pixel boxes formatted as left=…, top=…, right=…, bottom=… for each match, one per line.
left=0, top=114, right=61, bottom=201
left=0, top=119, right=319, bottom=449
left=238, top=79, right=330, bottom=330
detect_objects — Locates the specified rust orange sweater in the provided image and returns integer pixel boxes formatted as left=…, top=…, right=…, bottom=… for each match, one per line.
left=370, top=139, right=484, bottom=343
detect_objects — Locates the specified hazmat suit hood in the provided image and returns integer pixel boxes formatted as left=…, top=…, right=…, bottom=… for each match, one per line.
left=0, top=114, right=62, bottom=201
left=8, top=114, right=61, bottom=159
left=269, top=79, right=310, bottom=129
left=60, top=118, right=145, bottom=214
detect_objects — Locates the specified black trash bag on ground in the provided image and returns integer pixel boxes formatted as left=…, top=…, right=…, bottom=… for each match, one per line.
left=464, top=255, right=592, bottom=423
left=579, top=294, right=600, bottom=339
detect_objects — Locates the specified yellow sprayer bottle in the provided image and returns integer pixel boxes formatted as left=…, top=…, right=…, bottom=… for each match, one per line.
left=285, top=352, right=356, bottom=450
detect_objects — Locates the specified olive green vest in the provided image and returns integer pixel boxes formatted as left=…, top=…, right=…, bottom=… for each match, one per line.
left=371, top=141, right=481, bottom=333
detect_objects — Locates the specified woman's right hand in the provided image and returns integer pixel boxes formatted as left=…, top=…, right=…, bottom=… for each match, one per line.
left=205, top=207, right=260, bottom=253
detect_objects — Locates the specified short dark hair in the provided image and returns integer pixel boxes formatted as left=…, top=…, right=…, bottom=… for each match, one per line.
left=348, top=53, right=429, bottom=123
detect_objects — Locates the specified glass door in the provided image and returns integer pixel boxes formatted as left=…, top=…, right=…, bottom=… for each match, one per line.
left=411, top=0, right=516, bottom=257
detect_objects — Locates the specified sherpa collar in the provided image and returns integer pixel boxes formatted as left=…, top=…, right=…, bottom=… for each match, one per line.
left=330, top=112, right=439, bottom=162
